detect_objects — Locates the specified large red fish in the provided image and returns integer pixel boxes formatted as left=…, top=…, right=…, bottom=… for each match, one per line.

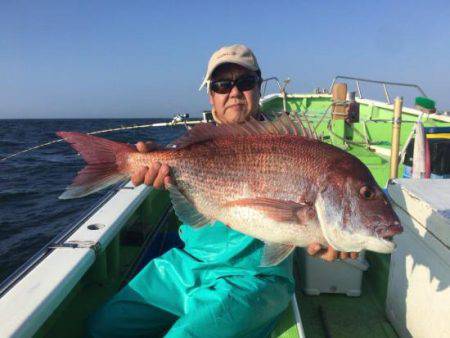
left=57, top=115, right=402, bottom=266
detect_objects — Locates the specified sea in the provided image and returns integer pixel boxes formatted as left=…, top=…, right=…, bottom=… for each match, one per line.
left=0, top=118, right=187, bottom=285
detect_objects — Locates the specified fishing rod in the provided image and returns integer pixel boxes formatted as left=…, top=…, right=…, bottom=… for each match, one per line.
left=1, top=111, right=320, bottom=162
left=0, top=114, right=205, bottom=162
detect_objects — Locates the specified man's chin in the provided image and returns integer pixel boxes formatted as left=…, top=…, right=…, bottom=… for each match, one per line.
left=225, top=108, right=248, bottom=123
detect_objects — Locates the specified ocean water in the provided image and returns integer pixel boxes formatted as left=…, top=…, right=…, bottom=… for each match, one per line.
left=0, top=119, right=187, bottom=284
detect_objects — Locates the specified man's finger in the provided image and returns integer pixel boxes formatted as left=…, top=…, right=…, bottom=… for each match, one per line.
left=136, top=141, right=158, bottom=153
left=350, top=252, right=359, bottom=260
left=136, top=141, right=149, bottom=153
left=131, top=166, right=148, bottom=186
left=339, top=251, right=349, bottom=260
left=144, top=162, right=161, bottom=186
left=163, top=176, right=174, bottom=189
left=321, top=246, right=338, bottom=262
left=153, top=164, right=170, bottom=189
left=306, top=243, right=322, bottom=256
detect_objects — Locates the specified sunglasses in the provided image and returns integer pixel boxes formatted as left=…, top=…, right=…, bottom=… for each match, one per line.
left=210, top=74, right=260, bottom=94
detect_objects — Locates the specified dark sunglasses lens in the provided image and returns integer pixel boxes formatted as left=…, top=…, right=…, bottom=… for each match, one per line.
left=236, top=76, right=258, bottom=91
left=211, top=80, right=233, bottom=94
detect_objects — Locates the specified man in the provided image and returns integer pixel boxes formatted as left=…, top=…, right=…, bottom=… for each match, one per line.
left=133, top=45, right=356, bottom=262
left=88, top=44, right=355, bottom=338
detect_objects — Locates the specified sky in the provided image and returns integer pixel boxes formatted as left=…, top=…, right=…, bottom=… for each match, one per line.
left=0, top=0, right=449, bottom=118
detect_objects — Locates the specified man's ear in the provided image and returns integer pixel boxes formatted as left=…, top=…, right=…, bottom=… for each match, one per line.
left=208, top=93, right=214, bottom=105
left=211, top=108, right=219, bottom=123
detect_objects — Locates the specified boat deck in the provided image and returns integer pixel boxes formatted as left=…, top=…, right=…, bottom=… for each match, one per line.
left=296, top=277, right=397, bottom=338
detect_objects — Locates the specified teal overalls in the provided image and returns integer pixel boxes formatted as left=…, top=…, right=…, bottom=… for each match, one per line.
left=88, top=221, right=294, bottom=337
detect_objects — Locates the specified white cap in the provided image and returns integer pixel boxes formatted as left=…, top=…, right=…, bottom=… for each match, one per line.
left=199, top=44, right=260, bottom=90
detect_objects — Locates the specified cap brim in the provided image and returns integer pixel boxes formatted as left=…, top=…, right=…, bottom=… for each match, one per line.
left=199, top=58, right=259, bottom=90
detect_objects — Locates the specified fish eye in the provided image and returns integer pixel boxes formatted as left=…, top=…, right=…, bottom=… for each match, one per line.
left=359, top=186, right=375, bottom=200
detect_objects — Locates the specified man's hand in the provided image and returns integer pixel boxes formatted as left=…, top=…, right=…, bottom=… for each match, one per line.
left=306, top=243, right=359, bottom=262
left=131, top=141, right=172, bottom=189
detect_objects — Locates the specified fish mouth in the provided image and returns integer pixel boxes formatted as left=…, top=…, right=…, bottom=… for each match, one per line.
left=375, top=220, right=403, bottom=241
left=376, top=223, right=403, bottom=240
left=367, top=223, right=402, bottom=253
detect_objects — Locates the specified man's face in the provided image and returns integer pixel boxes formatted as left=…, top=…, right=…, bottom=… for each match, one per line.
left=208, top=63, right=261, bottom=124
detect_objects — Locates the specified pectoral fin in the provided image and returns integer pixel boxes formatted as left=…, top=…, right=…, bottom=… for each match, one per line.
left=167, top=184, right=211, bottom=228
left=260, top=242, right=295, bottom=267
left=224, top=198, right=315, bottom=224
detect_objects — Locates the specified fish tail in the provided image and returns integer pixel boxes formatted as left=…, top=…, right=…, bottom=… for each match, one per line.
left=57, top=131, right=137, bottom=199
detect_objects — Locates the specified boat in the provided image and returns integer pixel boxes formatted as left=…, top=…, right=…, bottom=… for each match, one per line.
left=0, top=75, right=449, bottom=338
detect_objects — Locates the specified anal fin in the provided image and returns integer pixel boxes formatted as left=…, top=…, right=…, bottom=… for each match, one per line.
left=260, top=242, right=295, bottom=267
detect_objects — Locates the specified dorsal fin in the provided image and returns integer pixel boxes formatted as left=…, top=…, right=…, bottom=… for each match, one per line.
left=167, top=112, right=318, bottom=149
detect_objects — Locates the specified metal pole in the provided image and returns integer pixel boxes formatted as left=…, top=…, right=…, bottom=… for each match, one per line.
left=383, top=83, right=391, bottom=104
left=356, top=80, right=362, bottom=98
left=281, top=78, right=290, bottom=113
left=329, top=77, right=337, bottom=94
left=390, top=97, right=403, bottom=179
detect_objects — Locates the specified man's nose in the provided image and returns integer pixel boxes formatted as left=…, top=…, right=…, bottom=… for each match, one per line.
left=229, top=84, right=242, bottom=97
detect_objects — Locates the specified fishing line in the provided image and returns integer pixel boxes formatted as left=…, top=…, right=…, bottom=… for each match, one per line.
left=1, top=111, right=324, bottom=162
left=0, top=118, right=202, bottom=162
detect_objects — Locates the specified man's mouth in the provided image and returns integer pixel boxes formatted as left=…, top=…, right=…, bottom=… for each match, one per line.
left=227, top=102, right=245, bottom=109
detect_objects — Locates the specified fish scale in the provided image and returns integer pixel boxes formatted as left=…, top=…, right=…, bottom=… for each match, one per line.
left=132, top=136, right=320, bottom=207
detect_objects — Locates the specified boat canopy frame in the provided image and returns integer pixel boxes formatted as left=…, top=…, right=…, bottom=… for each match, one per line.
left=329, top=75, right=427, bottom=105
